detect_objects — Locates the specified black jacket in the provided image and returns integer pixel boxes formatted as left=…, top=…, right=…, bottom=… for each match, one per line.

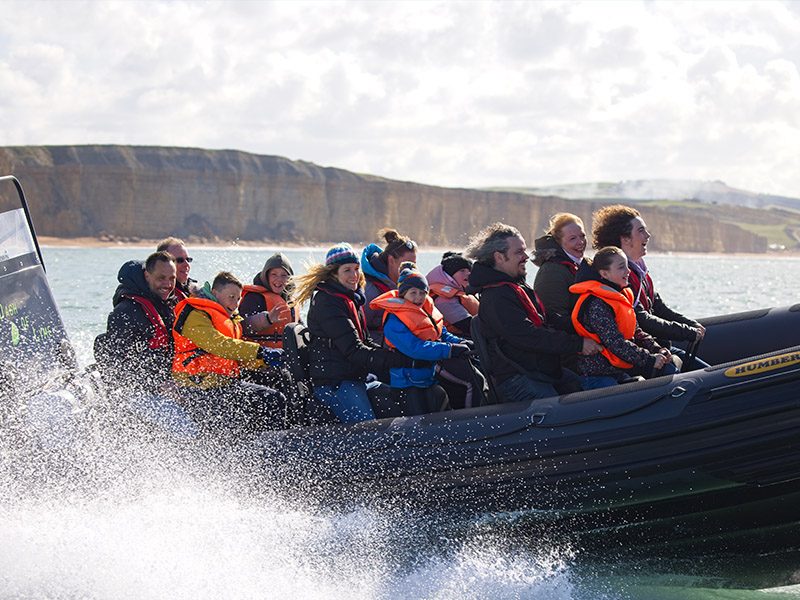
left=469, top=262, right=584, bottom=384
left=93, top=260, right=178, bottom=390
left=532, top=234, right=580, bottom=332
left=307, top=280, right=414, bottom=386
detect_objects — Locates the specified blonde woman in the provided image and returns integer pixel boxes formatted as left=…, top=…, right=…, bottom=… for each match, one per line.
left=294, top=243, right=420, bottom=423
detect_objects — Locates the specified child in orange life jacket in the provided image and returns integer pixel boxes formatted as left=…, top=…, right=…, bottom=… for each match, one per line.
left=569, top=247, right=678, bottom=389
left=426, top=252, right=479, bottom=339
left=369, top=262, right=472, bottom=416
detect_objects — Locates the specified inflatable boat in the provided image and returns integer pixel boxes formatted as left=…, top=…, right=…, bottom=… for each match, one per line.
left=3, top=175, right=800, bottom=545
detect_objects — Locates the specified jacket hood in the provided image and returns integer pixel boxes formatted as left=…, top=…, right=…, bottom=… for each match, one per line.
left=112, top=260, right=152, bottom=305
left=532, top=234, right=574, bottom=267
left=468, top=261, right=524, bottom=291
left=426, top=264, right=460, bottom=290
left=261, top=252, right=294, bottom=278
left=574, top=258, right=624, bottom=291
left=360, top=243, right=393, bottom=288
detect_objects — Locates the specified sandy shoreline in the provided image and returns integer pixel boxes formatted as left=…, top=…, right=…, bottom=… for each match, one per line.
left=37, top=236, right=799, bottom=258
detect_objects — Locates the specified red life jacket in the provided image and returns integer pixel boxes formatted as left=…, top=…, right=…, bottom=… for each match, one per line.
left=370, top=290, right=444, bottom=350
left=557, top=260, right=579, bottom=276
left=241, top=284, right=299, bottom=348
left=627, top=267, right=655, bottom=312
left=172, top=297, right=242, bottom=378
left=318, top=286, right=368, bottom=342
left=482, top=281, right=546, bottom=327
left=119, top=293, right=170, bottom=350
left=570, top=280, right=637, bottom=369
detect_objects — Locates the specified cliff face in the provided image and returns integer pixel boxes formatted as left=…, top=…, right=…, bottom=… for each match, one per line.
left=0, top=145, right=767, bottom=253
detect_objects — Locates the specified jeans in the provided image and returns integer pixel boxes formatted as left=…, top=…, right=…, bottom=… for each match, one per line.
left=496, top=374, right=558, bottom=403
left=314, top=380, right=380, bottom=423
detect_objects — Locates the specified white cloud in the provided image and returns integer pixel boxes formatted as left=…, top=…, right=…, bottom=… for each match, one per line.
left=0, top=0, right=799, bottom=197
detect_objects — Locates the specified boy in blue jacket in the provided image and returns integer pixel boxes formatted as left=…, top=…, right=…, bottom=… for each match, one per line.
left=369, top=263, right=471, bottom=416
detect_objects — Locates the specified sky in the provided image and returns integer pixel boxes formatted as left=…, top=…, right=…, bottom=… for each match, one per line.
left=1, top=0, right=800, bottom=197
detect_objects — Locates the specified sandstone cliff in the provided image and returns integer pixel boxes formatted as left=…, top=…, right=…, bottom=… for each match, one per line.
left=0, top=145, right=767, bottom=253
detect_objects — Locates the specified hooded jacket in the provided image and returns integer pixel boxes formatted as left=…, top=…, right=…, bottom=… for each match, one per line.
left=532, top=234, right=580, bottom=333
left=569, top=260, right=662, bottom=379
left=426, top=264, right=479, bottom=337
left=93, top=260, right=178, bottom=390
left=360, top=243, right=395, bottom=339
left=469, top=262, right=583, bottom=384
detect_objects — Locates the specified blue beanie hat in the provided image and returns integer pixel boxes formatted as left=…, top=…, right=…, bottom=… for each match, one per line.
left=325, top=243, right=359, bottom=266
left=397, top=262, right=428, bottom=296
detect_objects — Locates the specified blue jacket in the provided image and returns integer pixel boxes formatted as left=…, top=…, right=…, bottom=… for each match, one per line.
left=383, top=314, right=463, bottom=388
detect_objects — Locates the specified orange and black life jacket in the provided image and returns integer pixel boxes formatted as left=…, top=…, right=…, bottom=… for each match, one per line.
left=241, top=284, right=299, bottom=348
left=172, top=297, right=242, bottom=378
left=370, top=290, right=443, bottom=350
left=482, top=281, right=545, bottom=327
left=570, top=280, right=637, bottom=369
left=119, top=293, right=170, bottom=350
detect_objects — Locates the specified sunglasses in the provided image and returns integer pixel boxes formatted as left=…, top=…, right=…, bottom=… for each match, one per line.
left=404, top=240, right=416, bottom=251
left=175, top=257, right=193, bottom=264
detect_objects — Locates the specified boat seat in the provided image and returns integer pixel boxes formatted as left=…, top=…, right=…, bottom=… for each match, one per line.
left=282, top=323, right=337, bottom=426
left=469, top=318, right=502, bottom=404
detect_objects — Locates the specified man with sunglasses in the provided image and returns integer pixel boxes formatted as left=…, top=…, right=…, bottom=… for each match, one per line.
left=157, top=237, right=198, bottom=299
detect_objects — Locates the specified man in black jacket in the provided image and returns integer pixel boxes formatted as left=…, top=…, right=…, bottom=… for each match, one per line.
left=466, top=223, right=601, bottom=403
left=94, top=251, right=179, bottom=393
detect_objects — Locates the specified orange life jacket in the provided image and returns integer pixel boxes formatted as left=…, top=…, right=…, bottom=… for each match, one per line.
left=172, top=297, right=242, bottom=379
left=241, top=284, right=299, bottom=348
left=570, top=280, right=637, bottom=369
left=428, top=282, right=479, bottom=335
left=370, top=290, right=444, bottom=350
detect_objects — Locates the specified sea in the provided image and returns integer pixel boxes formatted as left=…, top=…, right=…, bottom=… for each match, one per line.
left=2, top=245, right=800, bottom=600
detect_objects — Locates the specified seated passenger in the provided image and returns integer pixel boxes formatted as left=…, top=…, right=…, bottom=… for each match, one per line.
left=570, top=247, right=679, bottom=388
left=370, top=262, right=471, bottom=416
left=360, top=228, right=418, bottom=344
left=239, top=253, right=298, bottom=348
left=591, top=205, right=705, bottom=364
left=466, top=223, right=602, bottom=402
left=94, top=251, right=179, bottom=394
left=171, top=271, right=286, bottom=435
left=426, top=252, right=479, bottom=338
left=293, top=243, right=424, bottom=423
left=532, top=213, right=586, bottom=332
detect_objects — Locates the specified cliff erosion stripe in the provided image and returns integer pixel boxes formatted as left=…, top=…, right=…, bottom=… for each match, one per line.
left=724, top=351, right=800, bottom=378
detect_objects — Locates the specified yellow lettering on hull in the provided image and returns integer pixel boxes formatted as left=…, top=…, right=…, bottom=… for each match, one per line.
left=725, top=351, right=800, bottom=378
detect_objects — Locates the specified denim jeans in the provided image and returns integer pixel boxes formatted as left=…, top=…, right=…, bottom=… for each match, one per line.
left=314, top=380, right=379, bottom=423
left=496, top=374, right=558, bottom=403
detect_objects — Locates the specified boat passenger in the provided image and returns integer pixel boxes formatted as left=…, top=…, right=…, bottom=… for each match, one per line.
left=370, top=262, right=471, bottom=416
left=532, top=213, right=586, bottom=332
left=94, top=251, right=179, bottom=394
left=360, top=228, right=418, bottom=343
left=466, top=223, right=602, bottom=402
left=156, top=237, right=198, bottom=299
left=239, top=252, right=298, bottom=349
left=171, top=271, right=287, bottom=435
left=426, top=252, right=479, bottom=339
left=570, top=247, right=679, bottom=389
left=591, top=205, right=705, bottom=364
left=294, top=243, right=425, bottom=423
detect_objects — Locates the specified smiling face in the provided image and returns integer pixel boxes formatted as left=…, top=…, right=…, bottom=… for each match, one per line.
left=599, top=253, right=631, bottom=288
left=402, top=287, right=427, bottom=306
left=494, top=235, right=528, bottom=279
left=266, top=267, right=290, bottom=294
left=620, top=216, right=651, bottom=261
left=451, top=267, right=471, bottom=290
left=213, top=282, right=243, bottom=316
left=166, top=243, right=191, bottom=285
left=335, top=263, right=361, bottom=291
left=144, top=260, right=177, bottom=300
left=558, top=222, right=587, bottom=259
